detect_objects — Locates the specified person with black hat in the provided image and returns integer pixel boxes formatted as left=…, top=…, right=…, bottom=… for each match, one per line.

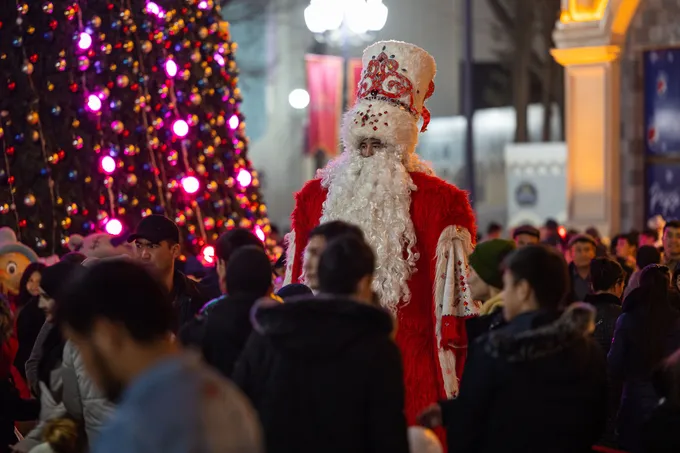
left=127, top=215, right=208, bottom=329
left=512, top=225, right=540, bottom=248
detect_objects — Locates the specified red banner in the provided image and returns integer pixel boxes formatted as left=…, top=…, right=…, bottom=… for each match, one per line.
left=347, top=58, right=363, bottom=108
left=306, top=54, right=344, bottom=157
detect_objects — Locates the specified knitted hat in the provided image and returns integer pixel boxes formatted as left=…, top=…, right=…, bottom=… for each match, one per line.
left=468, top=239, right=516, bottom=290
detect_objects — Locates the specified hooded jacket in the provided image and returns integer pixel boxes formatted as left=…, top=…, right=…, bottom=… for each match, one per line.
left=443, top=305, right=607, bottom=453
left=232, top=295, right=409, bottom=453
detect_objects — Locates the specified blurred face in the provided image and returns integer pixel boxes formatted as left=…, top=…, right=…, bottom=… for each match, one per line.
left=663, top=227, right=680, bottom=257
left=65, top=322, right=127, bottom=403
left=359, top=138, right=385, bottom=158
left=133, top=239, right=180, bottom=277
left=38, top=289, right=55, bottom=322
left=26, top=271, right=41, bottom=297
left=303, top=235, right=326, bottom=291
left=515, top=234, right=539, bottom=248
left=468, top=267, right=491, bottom=301
left=502, top=269, right=537, bottom=321
left=571, top=242, right=596, bottom=269
left=616, top=238, right=635, bottom=259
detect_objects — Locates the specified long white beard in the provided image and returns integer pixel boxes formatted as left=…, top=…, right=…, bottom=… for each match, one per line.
left=318, top=149, right=419, bottom=314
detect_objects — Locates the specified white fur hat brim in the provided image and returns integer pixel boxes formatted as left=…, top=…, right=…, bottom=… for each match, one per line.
left=341, top=98, right=419, bottom=151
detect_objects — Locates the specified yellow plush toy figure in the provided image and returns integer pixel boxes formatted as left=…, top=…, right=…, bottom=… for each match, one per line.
left=0, top=227, right=38, bottom=297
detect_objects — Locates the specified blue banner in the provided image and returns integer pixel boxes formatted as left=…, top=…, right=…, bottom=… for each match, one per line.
left=644, top=49, right=680, bottom=155
left=647, top=163, right=680, bottom=219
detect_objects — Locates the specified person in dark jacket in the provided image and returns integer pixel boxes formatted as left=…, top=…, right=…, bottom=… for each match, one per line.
left=568, top=234, right=597, bottom=302
left=609, top=264, right=680, bottom=453
left=419, top=244, right=607, bottom=453
left=624, top=245, right=662, bottom=300
left=13, top=262, right=46, bottom=380
left=127, top=215, right=208, bottom=329
left=584, top=257, right=625, bottom=449
left=585, top=257, right=624, bottom=354
left=642, top=348, right=680, bottom=452
left=180, top=246, right=274, bottom=378
left=233, top=234, right=409, bottom=453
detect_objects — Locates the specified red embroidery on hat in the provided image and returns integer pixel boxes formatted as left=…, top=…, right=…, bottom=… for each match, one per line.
left=357, top=52, right=417, bottom=115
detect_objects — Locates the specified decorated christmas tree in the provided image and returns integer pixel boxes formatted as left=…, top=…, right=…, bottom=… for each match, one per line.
left=0, top=0, right=271, bottom=257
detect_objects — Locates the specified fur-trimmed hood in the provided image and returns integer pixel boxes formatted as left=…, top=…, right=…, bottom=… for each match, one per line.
left=485, top=303, right=596, bottom=363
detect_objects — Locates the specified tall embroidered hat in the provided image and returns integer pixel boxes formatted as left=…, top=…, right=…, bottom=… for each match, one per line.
left=343, top=40, right=437, bottom=153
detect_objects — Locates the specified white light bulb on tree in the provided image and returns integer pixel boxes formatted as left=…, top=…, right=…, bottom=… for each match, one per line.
left=366, top=0, right=388, bottom=31
left=289, top=89, right=310, bottom=110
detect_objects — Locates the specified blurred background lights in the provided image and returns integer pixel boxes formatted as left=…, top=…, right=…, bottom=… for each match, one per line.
left=78, top=32, right=92, bottom=50
left=87, top=94, right=102, bottom=112
left=202, top=245, right=215, bottom=264
left=288, top=89, right=310, bottom=110
left=254, top=225, right=265, bottom=242
left=100, top=156, right=116, bottom=174
left=181, top=176, right=200, bottom=194
left=172, top=119, right=189, bottom=137
left=105, top=219, right=123, bottom=235
left=236, top=168, right=252, bottom=188
left=164, top=60, right=178, bottom=77
left=228, top=114, right=239, bottom=130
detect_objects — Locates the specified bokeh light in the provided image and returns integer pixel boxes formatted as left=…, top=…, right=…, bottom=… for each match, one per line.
left=181, top=176, right=200, bottom=194
left=100, top=156, right=116, bottom=174
left=105, top=219, right=123, bottom=236
left=236, top=168, right=252, bottom=188
left=165, top=60, right=178, bottom=77
left=228, top=114, right=239, bottom=130
left=78, top=32, right=92, bottom=50
left=172, top=119, right=189, bottom=137
left=254, top=225, right=265, bottom=242
left=86, top=94, right=102, bottom=112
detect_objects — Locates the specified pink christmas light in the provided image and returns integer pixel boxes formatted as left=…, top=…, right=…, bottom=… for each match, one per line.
left=105, top=219, right=123, bottom=236
left=78, top=32, right=92, bottom=50
left=181, top=176, right=200, bottom=194
left=202, top=245, right=215, bottom=265
left=198, top=1, right=209, bottom=9
left=214, top=53, right=225, bottom=67
left=236, top=168, right=252, bottom=188
left=86, top=94, right=102, bottom=112
left=100, top=156, right=116, bottom=174
left=164, top=60, right=178, bottom=77
left=145, top=1, right=163, bottom=16
left=254, top=225, right=265, bottom=242
left=228, top=114, right=239, bottom=130
left=172, top=119, right=189, bottom=137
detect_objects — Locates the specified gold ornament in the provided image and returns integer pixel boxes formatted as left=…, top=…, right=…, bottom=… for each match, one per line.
left=26, top=112, right=39, bottom=125
left=22, top=62, right=33, bottom=74
left=102, top=43, right=112, bottom=54
left=196, top=164, right=206, bottom=174
left=116, top=75, right=130, bottom=88
left=127, top=174, right=138, bottom=186
left=91, top=15, right=102, bottom=28
left=204, top=67, right=212, bottom=78
left=203, top=146, right=215, bottom=158
left=206, top=181, right=218, bottom=192
left=198, top=27, right=208, bottom=39
left=72, top=119, right=80, bottom=129
left=141, top=41, right=152, bottom=53
left=61, top=217, right=72, bottom=230
left=23, top=194, right=36, bottom=207
left=123, top=41, right=134, bottom=52
left=0, top=128, right=4, bottom=138
left=31, top=131, right=40, bottom=142
left=203, top=217, right=215, bottom=230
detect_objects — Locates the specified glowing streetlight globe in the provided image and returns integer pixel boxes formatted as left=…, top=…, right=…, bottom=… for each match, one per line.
left=288, top=89, right=310, bottom=110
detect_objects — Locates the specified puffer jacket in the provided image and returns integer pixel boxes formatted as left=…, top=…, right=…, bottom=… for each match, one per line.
left=62, top=341, right=115, bottom=447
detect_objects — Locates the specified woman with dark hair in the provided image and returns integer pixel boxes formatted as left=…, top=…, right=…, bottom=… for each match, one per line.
left=609, top=264, right=680, bottom=453
left=13, top=262, right=46, bottom=379
left=419, top=245, right=607, bottom=453
left=643, top=348, right=680, bottom=452
left=14, top=262, right=81, bottom=453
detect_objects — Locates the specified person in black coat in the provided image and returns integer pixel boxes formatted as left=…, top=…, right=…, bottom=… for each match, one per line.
left=643, top=348, right=680, bottom=452
left=180, top=246, right=274, bottom=378
left=584, top=257, right=624, bottom=354
left=419, top=245, right=607, bottom=453
left=232, top=234, right=409, bottom=453
left=609, top=264, right=680, bottom=453
left=584, top=257, right=625, bottom=449
left=13, top=262, right=46, bottom=379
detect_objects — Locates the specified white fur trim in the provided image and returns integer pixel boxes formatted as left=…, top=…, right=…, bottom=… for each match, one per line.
left=433, top=226, right=475, bottom=398
left=283, top=231, right=295, bottom=286
left=342, top=100, right=419, bottom=152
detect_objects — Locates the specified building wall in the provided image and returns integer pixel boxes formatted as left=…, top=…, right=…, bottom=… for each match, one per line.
left=620, top=0, right=680, bottom=231
left=231, top=0, right=501, bottom=229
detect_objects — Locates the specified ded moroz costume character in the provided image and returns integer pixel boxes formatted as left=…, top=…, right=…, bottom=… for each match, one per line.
left=284, top=40, right=477, bottom=425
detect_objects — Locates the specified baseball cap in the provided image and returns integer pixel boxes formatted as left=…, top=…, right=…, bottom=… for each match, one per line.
left=127, top=215, right=180, bottom=244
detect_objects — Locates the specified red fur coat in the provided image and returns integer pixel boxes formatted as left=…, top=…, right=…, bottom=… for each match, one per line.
left=287, top=171, right=476, bottom=425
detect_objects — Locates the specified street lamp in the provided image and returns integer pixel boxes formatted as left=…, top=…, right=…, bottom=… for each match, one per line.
left=289, top=89, right=310, bottom=110
left=303, top=0, right=388, bottom=41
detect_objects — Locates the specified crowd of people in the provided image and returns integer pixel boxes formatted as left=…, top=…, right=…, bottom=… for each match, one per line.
left=0, top=212, right=678, bottom=453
